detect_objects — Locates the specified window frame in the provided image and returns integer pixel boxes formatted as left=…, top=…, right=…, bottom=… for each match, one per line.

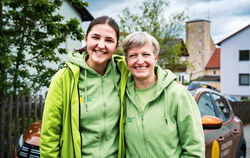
left=239, top=73, right=250, bottom=86
left=210, top=93, right=231, bottom=122
left=239, top=50, right=250, bottom=61
left=197, top=92, right=216, bottom=117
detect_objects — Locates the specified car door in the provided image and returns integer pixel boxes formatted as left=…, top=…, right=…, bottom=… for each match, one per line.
left=197, top=92, right=219, bottom=158
left=210, top=93, right=235, bottom=158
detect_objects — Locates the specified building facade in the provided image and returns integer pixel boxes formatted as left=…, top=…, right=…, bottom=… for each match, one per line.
left=217, top=25, right=250, bottom=97
left=186, top=19, right=216, bottom=80
left=56, top=1, right=93, bottom=61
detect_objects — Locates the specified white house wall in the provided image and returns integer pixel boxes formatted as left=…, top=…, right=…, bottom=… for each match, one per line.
left=41, top=1, right=89, bottom=95
left=220, top=26, right=250, bottom=96
left=57, top=1, right=85, bottom=60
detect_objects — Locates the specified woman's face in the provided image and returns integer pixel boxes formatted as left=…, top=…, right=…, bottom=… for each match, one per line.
left=126, top=43, right=158, bottom=81
left=85, top=24, right=118, bottom=67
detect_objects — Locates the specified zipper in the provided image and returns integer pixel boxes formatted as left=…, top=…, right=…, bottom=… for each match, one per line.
left=129, top=90, right=148, bottom=157
left=99, top=133, right=104, bottom=158
left=101, top=77, right=106, bottom=132
left=77, top=84, right=82, bottom=156
left=66, top=63, right=76, bottom=158
left=100, top=77, right=106, bottom=157
left=141, top=113, right=148, bottom=158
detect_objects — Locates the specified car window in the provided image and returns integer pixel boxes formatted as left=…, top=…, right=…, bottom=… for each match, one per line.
left=197, top=92, right=216, bottom=117
left=211, top=93, right=230, bottom=122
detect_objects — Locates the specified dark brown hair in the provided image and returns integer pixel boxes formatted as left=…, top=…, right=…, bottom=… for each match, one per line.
left=75, top=16, right=120, bottom=53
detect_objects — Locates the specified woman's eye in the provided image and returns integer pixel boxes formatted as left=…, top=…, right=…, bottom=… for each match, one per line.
left=129, top=55, right=135, bottom=58
left=144, top=53, right=150, bottom=56
left=106, top=39, right=114, bottom=43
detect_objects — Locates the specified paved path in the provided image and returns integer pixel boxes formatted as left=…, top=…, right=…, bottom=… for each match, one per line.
left=244, top=124, right=250, bottom=158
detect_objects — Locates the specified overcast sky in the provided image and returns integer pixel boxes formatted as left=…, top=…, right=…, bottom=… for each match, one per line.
left=85, top=0, right=250, bottom=44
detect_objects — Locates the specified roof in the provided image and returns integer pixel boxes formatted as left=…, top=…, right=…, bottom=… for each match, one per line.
left=206, top=48, right=220, bottom=69
left=68, top=0, right=94, bottom=21
left=186, top=19, right=210, bottom=23
left=217, top=24, right=250, bottom=46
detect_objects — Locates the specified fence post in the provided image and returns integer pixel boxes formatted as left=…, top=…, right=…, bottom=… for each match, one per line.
left=8, top=96, right=13, bottom=158
left=15, top=96, right=20, bottom=146
left=0, top=96, right=6, bottom=158
left=21, top=95, right=26, bottom=134
left=34, top=96, right=37, bottom=122
left=28, top=96, right=32, bottom=128
left=40, top=95, right=44, bottom=120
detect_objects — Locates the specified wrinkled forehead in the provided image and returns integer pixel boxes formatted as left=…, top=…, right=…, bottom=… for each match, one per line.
left=126, top=42, right=154, bottom=54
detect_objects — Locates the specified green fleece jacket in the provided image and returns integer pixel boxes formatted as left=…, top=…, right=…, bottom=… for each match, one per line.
left=40, top=52, right=129, bottom=158
left=125, top=66, right=205, bottom=158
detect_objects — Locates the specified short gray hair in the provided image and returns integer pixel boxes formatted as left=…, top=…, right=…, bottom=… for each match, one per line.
left=122, top=32, right=160, bottom=57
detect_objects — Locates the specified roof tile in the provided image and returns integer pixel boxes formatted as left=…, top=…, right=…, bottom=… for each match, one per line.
left=206, top=48, right=220, bottom=68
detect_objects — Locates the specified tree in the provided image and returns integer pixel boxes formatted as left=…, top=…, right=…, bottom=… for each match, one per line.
left=0, top=0, right=87, bottom=96
left=117, top=0, right=190, bottom=70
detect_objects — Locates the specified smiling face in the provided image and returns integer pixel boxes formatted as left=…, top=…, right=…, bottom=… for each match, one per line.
left=85, top=24, right=118, bottom=69
left=126, top=43, right=158, bottom=81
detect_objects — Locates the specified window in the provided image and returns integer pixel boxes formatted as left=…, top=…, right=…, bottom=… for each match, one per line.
left=211, top=93, right=230, bottom=122
left=239, top=74, right=249, bottom=85
left=198, top=39, right=202, bottom=44
left=198, top=26, right=202, bottom=32
left=213, top=70, right=216, bottom=75
left=197, top=93, right=216, bottom=117
left=239, top=50, right=249, bottom=61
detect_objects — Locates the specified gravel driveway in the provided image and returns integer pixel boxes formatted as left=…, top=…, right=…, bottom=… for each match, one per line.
left=244, top=124, right=250, bottom=158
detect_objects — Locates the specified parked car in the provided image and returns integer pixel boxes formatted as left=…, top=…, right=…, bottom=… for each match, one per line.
left=188, top=81, right=220, bottom=92
left=191, top=87, right=246, bottom=158
left=14, top=121, right=41, bottom=158
left=14, top=87, right=246, bottom=158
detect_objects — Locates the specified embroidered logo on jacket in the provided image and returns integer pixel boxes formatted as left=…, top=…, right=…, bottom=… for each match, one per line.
left=80, top=96, right=96, bottom=103
left=126, top=117, right=136, bottom=123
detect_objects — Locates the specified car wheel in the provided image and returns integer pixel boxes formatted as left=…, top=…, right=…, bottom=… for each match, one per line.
left=236, top=137, right=246, bottom=158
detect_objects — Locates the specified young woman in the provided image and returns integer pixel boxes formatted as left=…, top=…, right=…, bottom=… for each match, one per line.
left=40, top=16, right=128, bottom=158
left=122, top=32, right=205, bottom=157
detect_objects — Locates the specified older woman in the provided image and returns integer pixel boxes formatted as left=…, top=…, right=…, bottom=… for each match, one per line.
left=122, top=32, right=205, bottom=158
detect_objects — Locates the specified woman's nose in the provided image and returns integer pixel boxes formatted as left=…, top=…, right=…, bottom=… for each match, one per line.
left=97, top=40, right=105, bottom=49
left=137, top=55, right=144, bottom=64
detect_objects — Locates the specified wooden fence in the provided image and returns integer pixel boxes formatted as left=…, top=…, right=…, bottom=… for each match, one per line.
left=0, top=95, right=44, bottom=158
left=230, top=101, right=250, bottom=124
left=0, top=95, right=249, bottom=158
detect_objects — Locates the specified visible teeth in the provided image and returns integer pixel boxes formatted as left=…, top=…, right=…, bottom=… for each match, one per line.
left=95, top=51, right=104, bottom=54
left=136, top=67, right=145, bottom=70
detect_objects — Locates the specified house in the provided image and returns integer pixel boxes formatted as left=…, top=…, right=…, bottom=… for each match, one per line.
left=200, top=48, right=221, bottom=90
left=57, top=0, right=93, bottom=54
left=186, top=19, right=216, bottom=81
left=41, top=1, right=93, bottom=94
left=159, top=38, right=190, bottom=83
left=217, top=24, right=250, bottom=97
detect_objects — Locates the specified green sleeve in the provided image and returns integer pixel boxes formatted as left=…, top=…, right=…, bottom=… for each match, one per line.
left=177, top=88, right=205, bottom=158
left=114, top=55, right=130, bottom=158
left=40, top=70, right=64, bottom=158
